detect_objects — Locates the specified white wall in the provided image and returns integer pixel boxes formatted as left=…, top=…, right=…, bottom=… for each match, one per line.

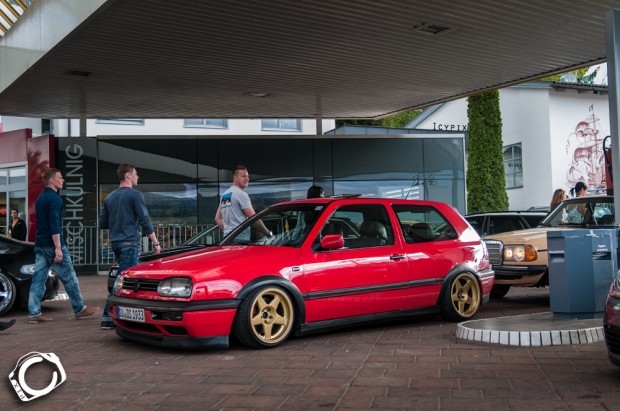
left=500, top=87, right=552, bottom=210
left=411, top=83, right=612, bottom=211
left=53, top=118, right=336, bottom=136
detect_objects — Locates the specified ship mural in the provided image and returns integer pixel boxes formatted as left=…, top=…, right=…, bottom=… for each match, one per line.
left=565, top=105, right=607, bottom=193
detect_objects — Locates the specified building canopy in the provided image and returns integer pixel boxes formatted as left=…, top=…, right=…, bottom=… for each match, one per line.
left=0, top=0, right=616, bottom=120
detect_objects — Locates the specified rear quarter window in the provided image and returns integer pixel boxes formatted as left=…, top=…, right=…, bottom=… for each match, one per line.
left=392, top=204, right=458, bottom=244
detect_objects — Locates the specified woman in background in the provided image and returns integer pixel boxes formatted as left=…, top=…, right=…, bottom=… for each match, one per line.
left=549, top=188, right=568, bottom=211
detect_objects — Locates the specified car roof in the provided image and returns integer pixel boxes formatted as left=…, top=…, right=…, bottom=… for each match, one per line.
left=465, top=211, right=547, bottom=217
left=277, top=197, right=452, bottom=208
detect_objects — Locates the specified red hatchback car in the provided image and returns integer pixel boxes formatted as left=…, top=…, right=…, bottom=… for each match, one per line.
left=107, top=198, right=494, bottom=349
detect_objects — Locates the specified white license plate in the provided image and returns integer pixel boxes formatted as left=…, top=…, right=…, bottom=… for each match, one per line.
left=117, top=306, right=145, bottom=323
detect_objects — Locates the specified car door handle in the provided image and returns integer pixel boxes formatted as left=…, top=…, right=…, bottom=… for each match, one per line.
left=390, top=254, right=406, bottom=261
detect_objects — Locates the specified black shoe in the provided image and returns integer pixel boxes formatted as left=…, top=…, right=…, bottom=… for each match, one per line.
left=100, top=320, right=115, bottom=330
left=0, top=319, right=16, bottom=331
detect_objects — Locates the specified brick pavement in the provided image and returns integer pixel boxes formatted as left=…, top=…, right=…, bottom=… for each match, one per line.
left=0, top=275, right=618, bottom=411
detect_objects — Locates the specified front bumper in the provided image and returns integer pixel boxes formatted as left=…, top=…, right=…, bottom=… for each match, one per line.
left=107, top=295, right=239, bottom=349
left=492, top=264, right=547, bottom=281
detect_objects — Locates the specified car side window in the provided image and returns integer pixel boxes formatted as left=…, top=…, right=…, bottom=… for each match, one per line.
left=465, top=216, right=484, bottom=236
left=392, top=204, right=457, bottom=244
left=315, top=204, right=394, bottom=250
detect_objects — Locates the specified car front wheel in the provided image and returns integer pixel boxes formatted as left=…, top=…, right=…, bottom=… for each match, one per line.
left=0, top=272, right=17, bottom=315
left=441, top=272, right=481, bottom=321
left=233, top=286, right=295, bottom=348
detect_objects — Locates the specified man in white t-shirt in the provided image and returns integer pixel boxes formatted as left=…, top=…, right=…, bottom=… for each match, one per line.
left=215, top=165, right=271, bottom=240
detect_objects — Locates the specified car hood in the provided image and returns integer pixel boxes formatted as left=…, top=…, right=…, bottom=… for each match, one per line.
left=486, top=226, right=580, bottom=245
left=125, top=245, right=302, bottom=280
left=138, top=244, right=206, bottom=262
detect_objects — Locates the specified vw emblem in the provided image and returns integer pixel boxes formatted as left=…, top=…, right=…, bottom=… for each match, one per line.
left=133, top=280, right=140, bottom=293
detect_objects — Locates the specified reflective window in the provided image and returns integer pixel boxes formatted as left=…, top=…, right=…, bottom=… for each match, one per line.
left=261, top=119, right=301, bottom=131
left=197, top=140, right=219, bottom=182
left=218, top=140, right=313, bottom=181
left=333, top=180, right=426, bottom=199
left=320, top=204, right=394, bottom=249
left=98, top=139, right=197, bottom=183
left=503, top=143, right=523, bottom=189
left=96, top=119, right=144, bottom=125
left=0, top=170, right=6, bottom=186
left=392, top=204, right=457, bottom=243
left=9, top=168, right=25, bottom=185
left=333, top=138, right=424, bottom=180
left=100, top=183, right=198, bottom=227
left=184, top=119, right=228, bottom=129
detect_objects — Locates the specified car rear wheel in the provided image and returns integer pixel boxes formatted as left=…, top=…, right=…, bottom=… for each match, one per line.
left=0, top=272, right=17, bottom=315
left=490, top=284, right=511, bottom=299
left=233, top=286, right=295, bottom=348
left=441, top=272, right=481, bottom=321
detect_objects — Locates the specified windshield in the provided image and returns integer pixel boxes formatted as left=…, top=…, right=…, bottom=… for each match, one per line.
left=540, top=197, right=614, bottom=227
left=184, top=225, right=222, bottom=246
left=220, top=203, right=326, bottom=247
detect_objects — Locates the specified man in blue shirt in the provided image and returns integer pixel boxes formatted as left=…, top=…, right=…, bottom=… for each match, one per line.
left=28, top=168, right=98, bottom=323
left=99, top=164, right=160, bottom=329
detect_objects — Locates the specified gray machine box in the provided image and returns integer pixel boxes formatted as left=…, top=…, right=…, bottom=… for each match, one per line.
left=547, top=229, right=617, bottom=314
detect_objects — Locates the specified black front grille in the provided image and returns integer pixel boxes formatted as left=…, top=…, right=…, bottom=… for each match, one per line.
left=119, top=320, right=160, bottom=334
left=604, top=325, right=620, bottom=355
left=484, top=239, right=503, bottom=265
left=122, top=278, right=160, bottom=292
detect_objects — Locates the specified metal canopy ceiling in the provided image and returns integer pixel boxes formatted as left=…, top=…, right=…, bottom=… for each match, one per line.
left=0, top=0, right=617, bottom=119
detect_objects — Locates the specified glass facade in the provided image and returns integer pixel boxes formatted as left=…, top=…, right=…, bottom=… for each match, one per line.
left=97, top=136, right=464, bottom=225
left=55, top=134, right=465, bottom=238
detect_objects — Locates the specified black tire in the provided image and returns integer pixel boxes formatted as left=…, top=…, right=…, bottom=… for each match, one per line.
left=232, top=286, right=295, bottom=349
left=440, top=272, right=481, bottom=322
left=490, top=284, right=511, bottom=299
left=0, top=272, right=17, bottom=316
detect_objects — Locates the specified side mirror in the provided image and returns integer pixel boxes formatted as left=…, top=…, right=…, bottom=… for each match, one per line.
left=320, top=234, right=344, bottom=250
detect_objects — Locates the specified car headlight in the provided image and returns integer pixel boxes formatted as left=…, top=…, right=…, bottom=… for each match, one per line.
left=20, top=264, right=35, bottom=275
left=503, top=245, right=537, bottom=262
left=113, top=276, right=124, bottom=294
left=158, top=277, right=192, bottom=297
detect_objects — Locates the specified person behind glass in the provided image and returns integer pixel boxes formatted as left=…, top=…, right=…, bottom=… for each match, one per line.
left=8, top=208, right=27, bottom=241
left=215, top=165, right=271, bottom=241
left=307, top=185, right=324, bottom=199
left=99, top=164, right=161, bottom=330
left=28, top=168, right=99, bottom=324
left=549, top=188, right=568, bottom=211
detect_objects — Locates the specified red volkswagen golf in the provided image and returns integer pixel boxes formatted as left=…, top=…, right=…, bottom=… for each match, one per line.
left=107, top=198, right=494, bottom=349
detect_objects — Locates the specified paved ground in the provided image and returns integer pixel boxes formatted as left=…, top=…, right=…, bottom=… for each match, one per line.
left=1, top=275, right=619, bottom=411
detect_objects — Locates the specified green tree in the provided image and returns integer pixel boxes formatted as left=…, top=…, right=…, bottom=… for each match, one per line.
left=466, top=90, right=509, bottom=213
left=336, top=109, right=421, bottom=128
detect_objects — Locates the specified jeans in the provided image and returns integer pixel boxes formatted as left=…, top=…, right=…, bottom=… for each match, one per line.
left=103, top=241, right=139, bottom=322
left=29, top=246, right=85, bottom=316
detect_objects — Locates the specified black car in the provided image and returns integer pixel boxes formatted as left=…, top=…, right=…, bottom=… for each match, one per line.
left=0, top=235, right=60, bottom=315
left=465, top=210, right=547, bottom=237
